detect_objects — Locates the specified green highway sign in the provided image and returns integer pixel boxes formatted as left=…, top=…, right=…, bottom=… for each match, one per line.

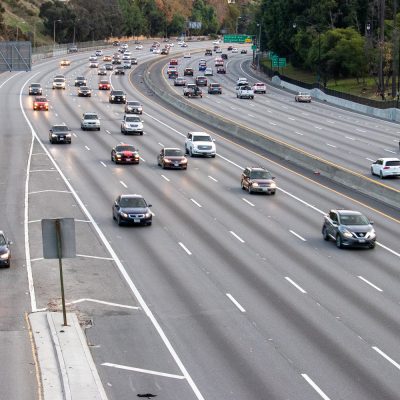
left=278, top=57, right=287, bottom=67
left=272, top=59, right=278, bottom=67
left=224, top=34, right=254, bottom=43
left=251, top=45, right=257, bottom=50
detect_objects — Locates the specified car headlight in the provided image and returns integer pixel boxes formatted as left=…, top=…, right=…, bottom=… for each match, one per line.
left=111, top=96, right=115, bottom=99
left=367, top=230, right=376, bottom=239
left=269, top=182, right=276, bottom=188
left=120, top=212, right=128, bottom=218
left=66, top=134, right=71, bottom=138
left=341, top=229, right=353, bottom=238
left=251, top=182, right=259, bottom=187
left=145, top=212, right=152, bottom=218
left=0, top=251, right=10, bottom=259
left=164, top=158, right=171, bottom=163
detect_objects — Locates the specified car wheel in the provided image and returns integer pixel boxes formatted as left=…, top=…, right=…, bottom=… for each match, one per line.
left=189, top=148, right=193, bottom=157
left=379, top=171, right=384, bottom=179
left=112, top=212, right=116, bottom=221
left=140, top=132, right=143, bottom=136
left=146, top=221, right=152, bottom=226
left=248, top=185, right=252, bottom=194
left=369, top=243, right=376, bottom=249
left=336, top=235, right=343, bottom=249
left=322, top=226, right=329, bottom=241
left=185, top=146, right=189, bottom=155
left=241, top=180, right=245, bottom=190
left=211, top=154, right=216, bottom=158
left=271, top=191, right=276, bottom=195
left=117, top=216, right=123, bottom=226
left=81, top=127, right=85, bottom=131
left=97, top=128, right=100, bottom=131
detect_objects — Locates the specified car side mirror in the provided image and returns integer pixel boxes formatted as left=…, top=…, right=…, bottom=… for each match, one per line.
left=370, top=221, right=374, bottom=225
left=148, top=204, right=152, bottom=208
left=8, top=240, right=12, bottom=245
left=272, top=176, right=275, bottom=180
left=49, top=129, right=53, bottom=133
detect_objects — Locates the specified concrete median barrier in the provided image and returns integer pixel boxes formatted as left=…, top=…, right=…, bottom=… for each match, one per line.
left=143, top=58, right=400, bottom=211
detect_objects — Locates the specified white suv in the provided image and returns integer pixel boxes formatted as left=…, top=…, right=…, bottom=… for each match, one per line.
left=52, top=77, right=66, bottom=89
left=81, top=112, right=100, bottom=131
left=121, top=114, right=143, bottom=135
left=185, top=132, right=216, bottom=157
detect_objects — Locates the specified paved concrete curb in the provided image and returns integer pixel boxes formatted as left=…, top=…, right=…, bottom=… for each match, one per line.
left=29, top=312, right=108, bottom=400
left=143, top=58, right=400, bottom=211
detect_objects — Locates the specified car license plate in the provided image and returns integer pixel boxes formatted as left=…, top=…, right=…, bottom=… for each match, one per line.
left=60, top=137, right=64, bottom=141
left=126, top=158, right=131, bottom=161
left=133, top=218, right=140, bottom=223
left=359, top=239, right=366, bottom=243
left=174, top=162, right=179, bottom=166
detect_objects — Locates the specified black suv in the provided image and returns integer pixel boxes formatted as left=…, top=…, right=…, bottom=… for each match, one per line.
left=29, top=83, right=42, bottom=95
left=49, top=124, right=72, bottom=144
left=74, top=76, right=87, bottom=87
left=112, top=194, right=152, bottom=226
left=0, top=231, right=11, bottom=268
left=241, top=167, right=276, bottom=194
left=109, top=90, right=126, bottom=104
left=322, top=209, right=376, bottom=249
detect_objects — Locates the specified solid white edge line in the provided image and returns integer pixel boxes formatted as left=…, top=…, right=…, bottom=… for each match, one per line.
left=357, top=276, right=383, bottom=292
left=301, top=374, right=332, bottom=400
left=101, top=363, right=185, bottom=379
left=20, top=73, right=205, bottom=400
left=229, top=231, right=245, bottom=243
left=376, top=242, right=400, bottom=258
left=190, top=198, right=202, bottom=207
left=285, top=277, right=307, bottom=294
left=372, top=347, right=400, bottom=370
left=76, top=254, right=114, bottom=261
left=226, top=293, right=246, bottom=312
left=178, top=242, right=192, bottom=255
left=289, top=230, right=307, bottom=241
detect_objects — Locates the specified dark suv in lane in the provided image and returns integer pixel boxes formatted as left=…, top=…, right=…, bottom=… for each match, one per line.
left=109, top=90, right=126, bottom=104
left=241, top=167, right=276, bottom=194
left=29, top=83, right=43, bottom=95
left=322, top=209, right=376, bottom=249
left=0, top=231, right=11, bottom=268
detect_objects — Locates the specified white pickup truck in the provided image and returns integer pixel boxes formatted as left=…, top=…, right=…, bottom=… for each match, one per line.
left=236, top=85, right=254, bottom=99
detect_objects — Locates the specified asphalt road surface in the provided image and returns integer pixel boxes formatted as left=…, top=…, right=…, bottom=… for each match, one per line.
left=1, top=40, right=400, bottom=400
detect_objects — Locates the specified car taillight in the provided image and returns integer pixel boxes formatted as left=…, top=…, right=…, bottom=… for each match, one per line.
left=383, top=166, right=390, bottom=169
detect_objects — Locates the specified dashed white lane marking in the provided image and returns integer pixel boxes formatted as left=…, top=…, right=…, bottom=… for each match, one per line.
left=295, top=131, right=304, bottom=136
left=68, top=298, right=139, bottom=310
left=269, top=121, right=277, bottom=126
left=208, top=175, right=218, bottom=182
left=158, top=142, right=164, bottom=147
left=119, top=180, right=127, bottom=188
left=289, top=230, right=306, bottom=241
left=384, top=149, right=397, bottom=154
left=85, top=145, right=90, bottom=151
left=72, top=133, right=77, bottom=137
left=100, top=161, right=107, bottom=167
left=326, top=143, right=337, bottom=148
left=288, top=117, right=295, bottom=121
left=326, top=120, right=335, bottom=123
left=248, top=113, right=255, bottom=117
left=301, top=374, right=331, bottom=400
left=229, top=231, right=245, bottom=243
left=345, top=136, right=355, bottom=140
left=366, top=157, right=375, bottom=162
left=376, top=242, right=400, bottom=258
left=357, top=276, right=383, bottom=292
left=372, top=347, right=400, bottom=371
left=105, top=130, right=111, bottom=135
left=356, top=128, right=366, bottom=133
left=242, top=198, right=254, bottom=206
left=102, top=362, right=185, bottom=379
left=190, top=198, right=202, bottom=207
left=179, top=242, right=192, bottom=255
left=226, top=293, right=246, bottom=312
left=314, top=126, right=322, bottom=130
left=139, top=156, right=146, bottom=162
left=161, top=174, right=170, bottom=182
left=285, top=277, right=307, bottom=294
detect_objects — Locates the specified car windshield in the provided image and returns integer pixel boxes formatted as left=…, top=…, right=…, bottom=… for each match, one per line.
left=31, top=83, right=40, bottom=88
left=0, top=235, right=6, bottom=246
left=77, top=77, right=85, bottom=81
left=54, top=78, right=64, bottom=82
left=386, top=160, right=400, bottom=166
left=339, top=214, right=369, bottom=225
left=193, top=135, right=211, bottom=142
left=250, top=171, right=272, bottom=179
left=36, top=97, right=47, bottom=102
left=100, top=81, right=109, bottom=84
left=165, top=149, right=183, bottom=156
left=128, top=102, right=140, bottom=106
left=52, top=125, right=68, bottom=132
left=116, top=145, right=136, bottom=152
left=211, top=84, right=220, bottom=87
left=80, top=87, right=90, bottom=90
left=120, top=197, right=146, bottom=208
left=113, top=91, right=124, bottom=95
left=84, top=114, right=98, bottom=120
left=126, top=117, right=140, bottom=122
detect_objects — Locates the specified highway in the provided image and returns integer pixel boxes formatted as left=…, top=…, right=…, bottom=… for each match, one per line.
left=158, top=50, right=400, bottom=190
left=1, top=40, right=400, bottom=400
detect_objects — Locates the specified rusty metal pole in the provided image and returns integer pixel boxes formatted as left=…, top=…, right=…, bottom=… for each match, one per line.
left=55, top=219, right=68, bottom=326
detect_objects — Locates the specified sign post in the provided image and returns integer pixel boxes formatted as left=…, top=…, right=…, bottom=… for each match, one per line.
left=42, top=218, right=76, bottom=326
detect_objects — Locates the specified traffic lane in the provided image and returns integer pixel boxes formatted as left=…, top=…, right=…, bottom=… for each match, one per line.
left=161, top=62, right=400, bottom=180
left=0, top=69, right=39, bottom=400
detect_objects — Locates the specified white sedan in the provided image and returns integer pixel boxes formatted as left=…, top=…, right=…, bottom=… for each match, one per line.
left=295, top=92, right=312, bottom=102
left=232, top=48, right=238, bottom=53
left=253, top=82, right=267, bottom=94
left=370, top=158, right=400, bottom=178
left=204, top=68, right=213, bottom=76
left=135, top=45, right=143, bottom=50
left=183, top=53, right=191, bottom=58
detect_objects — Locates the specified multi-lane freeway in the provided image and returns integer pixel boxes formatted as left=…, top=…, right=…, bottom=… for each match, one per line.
left=1, top=39, right=400, bottom=400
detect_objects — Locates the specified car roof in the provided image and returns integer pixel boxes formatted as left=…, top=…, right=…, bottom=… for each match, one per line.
left=120, top=194, right=143, bottom=199
left=247, top=167, right=267, bottom=171
left=164, top=147, right=181, bottom=151
left=378, top=157, right=400, bottom=161
left=83, top=112, right=97, bottom=115
left=190, top=131, right=210, bottom=136
left=333, top=209, right=362, bottom=215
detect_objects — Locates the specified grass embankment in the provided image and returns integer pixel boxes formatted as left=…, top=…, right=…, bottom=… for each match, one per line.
left=263, top=60, right=394, bottom=101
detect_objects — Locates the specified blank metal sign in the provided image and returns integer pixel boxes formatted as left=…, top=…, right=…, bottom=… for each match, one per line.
left=41, top=218, right=76, bottom=259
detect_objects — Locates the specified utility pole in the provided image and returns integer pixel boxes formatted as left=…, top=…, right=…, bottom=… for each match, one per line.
left=392, top=0, right=398, bottom=98
left=378, top=0, right=385, bottom=98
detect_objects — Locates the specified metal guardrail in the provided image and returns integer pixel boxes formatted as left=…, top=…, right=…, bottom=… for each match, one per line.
left=259, top=62, right=399, bottom=109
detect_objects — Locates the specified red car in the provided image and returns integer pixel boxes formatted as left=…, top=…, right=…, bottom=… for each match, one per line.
left=111, top=144, right=140, bottom=164
left=33, top=96, right=49, bottom=111
left=169, top=59, right=178, bottom=66
left=98, top=80, right=111, bottom=90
